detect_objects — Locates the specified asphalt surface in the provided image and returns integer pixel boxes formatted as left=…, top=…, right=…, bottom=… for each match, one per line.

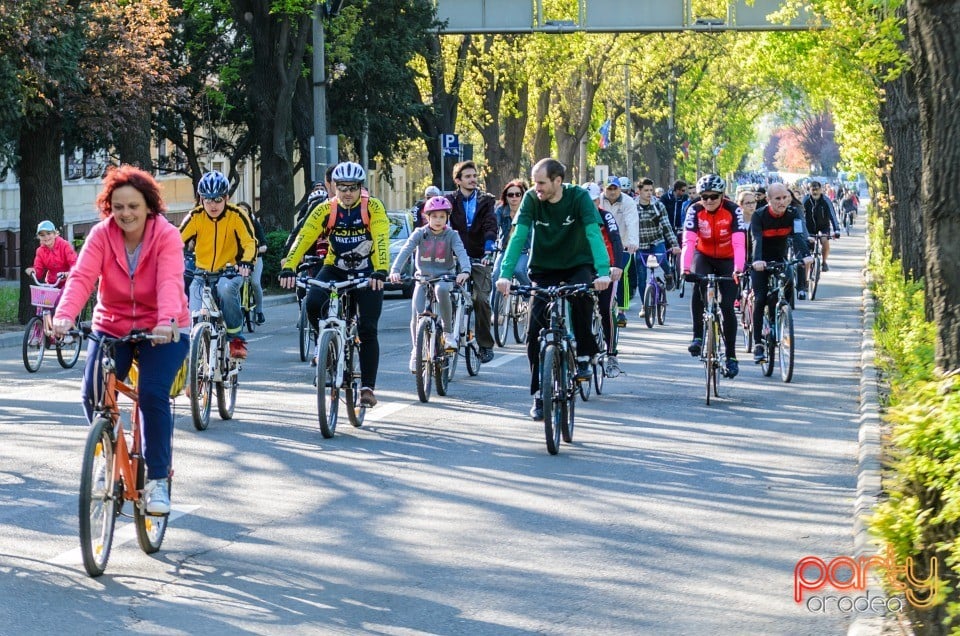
left=0, top=226, right=869, bottom=635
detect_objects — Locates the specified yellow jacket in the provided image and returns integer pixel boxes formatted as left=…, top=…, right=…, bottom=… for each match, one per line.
left=285, top=196, right=391, bottom=273
left=180, top=203, right=257, bottom=271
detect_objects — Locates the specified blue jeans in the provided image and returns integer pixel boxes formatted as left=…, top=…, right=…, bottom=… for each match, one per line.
left=189, top=274, right=245, bottom=336
left=82, top=333, right=189, bottom=481
left=493, top=250, right=531, bottom=286
left=252, top=259, right=264, bottom=313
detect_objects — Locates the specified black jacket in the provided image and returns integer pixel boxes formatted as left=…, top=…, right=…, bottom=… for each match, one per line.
left=446, top=189, right=497, bottom=258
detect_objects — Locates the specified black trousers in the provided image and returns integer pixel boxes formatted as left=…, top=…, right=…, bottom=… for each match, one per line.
left=689, top=253, right=738, bottom=360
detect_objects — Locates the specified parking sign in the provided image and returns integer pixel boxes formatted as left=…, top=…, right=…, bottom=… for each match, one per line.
left=441, top=134, right=460, bottom=157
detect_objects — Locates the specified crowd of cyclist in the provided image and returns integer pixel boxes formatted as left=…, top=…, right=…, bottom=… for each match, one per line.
left=37, top=156, right=854, bottom=513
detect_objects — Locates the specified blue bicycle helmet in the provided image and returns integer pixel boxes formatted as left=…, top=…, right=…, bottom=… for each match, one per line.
left=197, top=170, right=230, bottom=199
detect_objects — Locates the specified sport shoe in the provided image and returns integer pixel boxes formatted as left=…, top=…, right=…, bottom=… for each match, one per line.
left=360, top=387, right=377, bottom=407
left=530, top=397, right=544, bottom=421
left=665, top=273, right=675, bottom=291
left=575, top=358, right=592, bottom=381
left=311, top=343, right=319, bottom=367
left=443, top=332, right=457, bottom=352
left=478, top=347, right=494, bottom=363
left=255, top=312, right=265, bottom=325
left=725, top=358, right=739, bottom=378
left=409, top=352, right=418, bottom=374
left=616, top=312, right=627, bottom=327
left=753, top=344, right=766, bottom=364
left=229, top=337, right=248, bottom=359
left=798, top=289, right=807, bottom=300
left=143, top=479, right=170, bottom=515
left=822, top=262, right=830, bottom=272
left=605, top=355, right=621, bottom=378
left=687, top=338, right=702, bottom=357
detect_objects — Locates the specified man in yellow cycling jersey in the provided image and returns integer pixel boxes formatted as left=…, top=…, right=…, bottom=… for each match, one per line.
left=279, top=161, right=391, bottom=408
left=179, top=170, right=257, bottom=358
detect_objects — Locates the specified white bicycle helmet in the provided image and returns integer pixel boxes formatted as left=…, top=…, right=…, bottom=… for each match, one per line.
left=331, top=161, right=365, bottom=183
left=696, top=174, right=726, bottom=194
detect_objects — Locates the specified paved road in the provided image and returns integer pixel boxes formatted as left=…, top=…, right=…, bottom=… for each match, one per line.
left=0, top=226, right=867, bottom=634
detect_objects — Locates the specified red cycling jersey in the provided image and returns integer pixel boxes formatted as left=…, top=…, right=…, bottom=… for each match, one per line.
left=681, top=199, right=746, bottom=271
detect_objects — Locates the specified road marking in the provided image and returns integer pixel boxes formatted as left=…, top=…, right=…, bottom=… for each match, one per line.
left=363, top=401, right=410, bottom=422
left=482, top=352, right=525, bottom=368
left=48, top=504, right=200, bottom=566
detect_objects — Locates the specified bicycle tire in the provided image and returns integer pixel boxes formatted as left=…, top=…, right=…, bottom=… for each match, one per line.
left=415, top=318, right=434, bottom=403
left=761, top=310, right=776, bottom=377
left=134, top=460, right=169, bottom=554
left=657, top=283, right=667, bottom=326
left=317, top=329, right=340, bottom=437
left=512, top=295, right=528, bottom=344
left=563, top=348, right=576, bottom=443
left=492, top=292, right=510, bottom=348
left=57, top=319, right=83, bottom=368
left=741, top=292, right=754, bottom=354
left=79, top=417, right=117, bottom=577
left=778, top=304, right=795, bottom=383
left=435, top=324, right=450, bottom=396
left=704, top=314, right=716, bottom=405
left=711, top=316, right=721, bottom=399
left=593, top=357, right=605, bottom=394
left=464, top=310, right=480, bottom=377
left=810, top=258, right=821, bottom=301
left=643, top=285, right=655, bottom=328
left=22, top=316, right=45, bottom=373
left=215, top=361, right=238, bottom=421
left=188, top=324, right=213, bottom=430
left=344, top=338, right=366, bottom=427
left=541, top=345, right=564, bottom=455
left=298, top=304, right=310, bottom=362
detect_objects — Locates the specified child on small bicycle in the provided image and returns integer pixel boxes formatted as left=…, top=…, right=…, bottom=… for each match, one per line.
left=24, top=220, right=77, bottom=286
left=388, top=196, right=470, bottom=372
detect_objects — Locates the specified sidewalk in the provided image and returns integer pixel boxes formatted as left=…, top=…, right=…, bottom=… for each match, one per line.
left=0, top=292, right=295, bottom=350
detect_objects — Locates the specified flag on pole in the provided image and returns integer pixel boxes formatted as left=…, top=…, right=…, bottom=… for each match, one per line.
left=598, top=119, right=611, bottom=149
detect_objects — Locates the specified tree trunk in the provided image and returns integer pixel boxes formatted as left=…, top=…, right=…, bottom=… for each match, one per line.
left=415, top=34, right=469, bottom=189
left=116, top=107, right=154, bottom=170
left=531, top=87, right=552, bottom=164
left=909, top=0, right=960, bottom=374
left=18, top=113, right=65, bottom=323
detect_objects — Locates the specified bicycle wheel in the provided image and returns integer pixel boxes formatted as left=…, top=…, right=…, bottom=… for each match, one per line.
left=188, top=324, right=213, bottom=430
left=415, top=318, right=434, bottom=403
left=563, top=349, right=577, bottom=443
left=809, top=258, right=821, bottom=301
left=464, top=310, right=480, bottom=376
left=541, top=345, right=565, bottom=455
left=578, top=364, right=592, bottom=401
left=298, top=304, right=310, bottom=362
left=513, top=295, right=529, bottom=344
left=57, top=319, right=83, bottom=368
left=657, top=284, right=667, bottom=325
left=741, top=293, right=754, bottom=354
left=435, top=326, right=450, bottom=396
left=344, top=339, right=366, bottom=427
left=492, top=292, right=510, bottom=348
left=703, top=314, right=716, bottom=405
left=215, top=358, right=238, bottom=421
left=79, top=417, right=118, bottom=577
left=316, top=329, right=340, bottom=438
left=711, top=318, right=721, bottom=397
left=778, top=304, right=795, bottom=383
left=643, top=285, right=655, bottom=328
left=761, top=310, right=776, bottom=377
left=22, top=316, right=46, bottom=373
left=242, top=282, right=256, bottom=333
left=134, top=460, right=169, bottom=554
left=593, top=357, right=605, bottom=395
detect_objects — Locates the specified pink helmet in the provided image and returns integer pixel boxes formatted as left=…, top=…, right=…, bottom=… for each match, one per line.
left=424, top=195, right=452, bottom=214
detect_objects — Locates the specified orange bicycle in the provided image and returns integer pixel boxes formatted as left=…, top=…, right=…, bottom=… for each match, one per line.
left=75, top=326, right=185, bottom=577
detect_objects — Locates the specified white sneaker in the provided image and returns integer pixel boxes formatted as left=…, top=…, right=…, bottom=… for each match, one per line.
left=443, top=332, right=457, bottom=351
left=409, top=353, right=418, bottom=374
left=143, top=479, right=170, bottom=515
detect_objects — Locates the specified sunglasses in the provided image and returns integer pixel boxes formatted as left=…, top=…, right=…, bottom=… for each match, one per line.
left=336, top=184, right=362, bottom=193
left=506, top=191, right=523, bottom=198
left=203, top=196, right=225, bottom=204
left=701, top=193, right=722, bottom=201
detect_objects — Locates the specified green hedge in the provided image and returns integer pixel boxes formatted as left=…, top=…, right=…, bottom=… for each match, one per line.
left=261, top=230, right=290, bottom=290
left=869, top=213, right=960, bottom=634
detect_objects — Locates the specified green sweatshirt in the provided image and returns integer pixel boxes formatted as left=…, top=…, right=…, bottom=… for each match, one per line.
left=498, top=184, right=610, bottom=279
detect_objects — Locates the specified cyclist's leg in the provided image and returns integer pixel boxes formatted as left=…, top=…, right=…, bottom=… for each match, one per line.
left=188, top=278, right=203, bottom=313
left=635, top=250, right=651, bottom=297
left=626, top=253, right=639, bottom=297
left=470, top=264, right=494, bottom=349
left=750, top=270, right=769, bottom=345
left=598, top=286, right=614, bottom=353
left=354, top=286, right=384, bottom=389
left=216, top=274, right=245, bottom=334
left=436, top=281, right=454, bottom=334
left=527, top=272, right=558, bottom=395
left=718, top=273, right=738, bottom=359
left=135, top=338, right=189, bottom=481
left=821, top=234, right=831, bottom=266
left=305, top=267, right=337, bottom=333
left=566, top=266, right=600, bottom=359
left=689, top=254, right=708, bottom=342
left=80, top=334, right=135, bottom=424
left=410, top=282, right=428, bottom=346
left=252, top=258, right=264, bottom=313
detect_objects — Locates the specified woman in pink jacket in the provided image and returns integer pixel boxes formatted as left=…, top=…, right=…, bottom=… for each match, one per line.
left=53, top=165, right=189, bottom=515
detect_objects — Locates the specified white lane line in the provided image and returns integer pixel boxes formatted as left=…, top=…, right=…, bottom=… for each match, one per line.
left=482, top=352, right=525, bottom=369
left=48, top=504, right=200, bottom=566
left=362, top=401, right=410, bottom=422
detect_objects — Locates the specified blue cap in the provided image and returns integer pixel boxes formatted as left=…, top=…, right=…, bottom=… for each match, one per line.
left=36, top=220, right=56, bottom=235
left=606, top=176, right=620, bottom=187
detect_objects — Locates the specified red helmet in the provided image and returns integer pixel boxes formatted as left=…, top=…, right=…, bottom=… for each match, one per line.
left=424, top=196, right=452, bottom=214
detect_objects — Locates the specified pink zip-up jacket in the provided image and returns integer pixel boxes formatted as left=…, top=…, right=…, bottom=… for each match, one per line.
left=32, top=236, right=77, bottom=284
left=55, top=215, right=190, bottom=338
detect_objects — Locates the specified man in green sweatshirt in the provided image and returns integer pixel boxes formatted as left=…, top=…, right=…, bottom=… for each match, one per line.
left=495, top=158, right=611, bottom=421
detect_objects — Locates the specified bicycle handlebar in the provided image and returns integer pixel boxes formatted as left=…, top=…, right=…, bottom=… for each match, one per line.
left=67, top=324, right=178, bottom=344
left=508, top=283, right=594, bottom=299
left=300, top=275, right=372, bottom=293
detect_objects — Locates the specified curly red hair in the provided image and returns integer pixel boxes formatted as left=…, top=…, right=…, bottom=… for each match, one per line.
left=95, top=164, right=167, bottom=219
